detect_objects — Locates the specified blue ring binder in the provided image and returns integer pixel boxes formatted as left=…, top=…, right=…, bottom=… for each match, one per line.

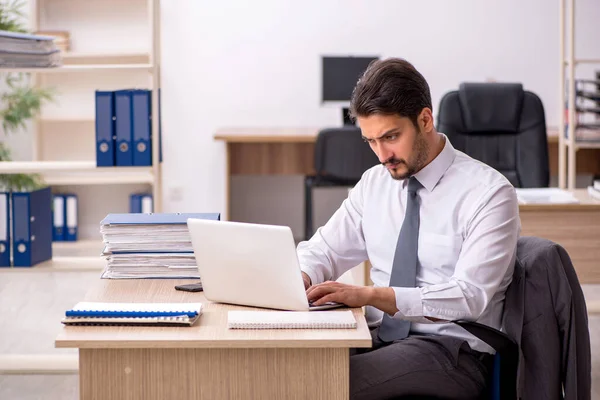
left=65, top=310, right=199, bottom=318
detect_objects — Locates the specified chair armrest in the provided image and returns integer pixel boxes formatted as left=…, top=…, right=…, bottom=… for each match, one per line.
left=452, top=320, right=516, bottom=354
left=452, top=320, right=518, bottom=400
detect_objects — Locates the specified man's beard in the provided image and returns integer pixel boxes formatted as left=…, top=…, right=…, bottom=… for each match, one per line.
left=382, top=130, right=429, bottom=180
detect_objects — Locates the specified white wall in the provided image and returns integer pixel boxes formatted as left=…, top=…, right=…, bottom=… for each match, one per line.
left=10, top=1, right=599, bottom=238
left=160, top=0, right=600, bottom=237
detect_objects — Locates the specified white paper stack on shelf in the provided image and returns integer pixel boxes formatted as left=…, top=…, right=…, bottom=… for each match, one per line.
left=100, top=213, right=220, bottom=279
left=515, top=188, right=580, bottom=205
left=0, top=30, right=62, bottom=68
left=588, top=179, right=600, bottom=201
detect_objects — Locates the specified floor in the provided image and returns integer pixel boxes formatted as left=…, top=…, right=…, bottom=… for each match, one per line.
left=1, top=269, right=600, bottom=399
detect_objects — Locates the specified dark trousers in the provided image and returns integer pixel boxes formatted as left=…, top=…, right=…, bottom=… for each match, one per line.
left=350, top=327, right=492, bottom=400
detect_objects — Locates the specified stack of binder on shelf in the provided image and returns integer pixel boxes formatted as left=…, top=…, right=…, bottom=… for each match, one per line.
left=0, top=187, right=53, bottom=267
left=0, top=30, right=62, bottom=68
left=95, top=89, right=162, bottom=167
left=52, top=193, right=78, bottom=241
left=588, top=177, right=600, bottom=201
left=100, top=212, right=220, bottom=279
left=515, top=188, right=580, bottom=205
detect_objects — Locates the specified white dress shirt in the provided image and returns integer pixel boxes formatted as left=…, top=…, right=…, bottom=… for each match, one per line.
left=297, top=135, right=520, bottom=353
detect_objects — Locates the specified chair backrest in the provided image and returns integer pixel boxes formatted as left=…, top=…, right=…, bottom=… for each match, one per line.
left=436, top=83, right=549, bottom=188
left=314, top=127, right=380, bottom=183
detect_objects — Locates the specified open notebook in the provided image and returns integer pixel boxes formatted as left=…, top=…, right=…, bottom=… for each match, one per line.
left=62, top=302, right=203, bottom=327
left=227, top=310, right=357, bottom=329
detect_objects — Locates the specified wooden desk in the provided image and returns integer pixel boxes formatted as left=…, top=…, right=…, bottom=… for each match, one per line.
left=55, top=279, right=371, bottom=400
left=519, top=189, right=600, bottom=283
left=215, top=127, right=600, bottom=219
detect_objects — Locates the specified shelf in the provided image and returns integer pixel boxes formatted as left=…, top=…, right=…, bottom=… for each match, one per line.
left=0, top=161, right=155, bottom=185
left=39, top=118, right=94, bottom=123
left=575, top=59, right=600, bottom=65
left=564, top=59, right=600, bottom=65
left=62, top=52, right=150, bottom=66
left=0, top=161, right=97, bottom=173
left=0, top=64, right=153, bottom=73
left=566, top=141, right=600, bottom=150
left=53, top=239, right=103, bottom=254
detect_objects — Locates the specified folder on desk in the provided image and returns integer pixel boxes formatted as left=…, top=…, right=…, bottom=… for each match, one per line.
left=0, top=192, right=10, bottom=267
left=64, top=194, right=78, bottom=241
left=132, top=89, right=152, bottom=166
left=62, top=302, right=203, bottom=326
left=52, top=194, right=65, bottom=241
left=95, top=91, right=116, bottom=167
left=115, top=89, right=133, bottom=166
left=12, top=187, right=53, bottom=267
left=101, top=212, right=221, bottom=226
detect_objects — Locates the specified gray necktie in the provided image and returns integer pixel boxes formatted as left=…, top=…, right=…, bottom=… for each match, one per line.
left=378, top=176, right=422, bottom=342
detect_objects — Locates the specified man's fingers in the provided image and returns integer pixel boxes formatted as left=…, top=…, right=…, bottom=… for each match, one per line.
left=306, top=281, right=337, bottom=296
left=306, top=285, right=339, bottom=301
left=313, top=292, right=342, bottom=306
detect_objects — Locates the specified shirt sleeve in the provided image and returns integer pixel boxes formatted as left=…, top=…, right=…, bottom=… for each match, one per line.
left=297, top=174, right=370, bottom=285
left=390, top=183, right=520, bottom=323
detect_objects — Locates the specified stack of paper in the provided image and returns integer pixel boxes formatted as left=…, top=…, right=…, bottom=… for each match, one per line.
left=0, top=30, right=62, bottom=68
left=588, top=178, right=600, bottom=201
left=100, top=213, right=220, bottom=279
left=515, top=188, right=580, bottom=205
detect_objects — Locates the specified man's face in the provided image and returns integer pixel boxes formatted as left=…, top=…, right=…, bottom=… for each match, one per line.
left=357, top=113, right=430, bottom=180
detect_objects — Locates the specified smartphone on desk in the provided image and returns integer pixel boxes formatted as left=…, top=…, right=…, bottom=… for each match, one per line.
left=174, top=283, right=204, bottom=292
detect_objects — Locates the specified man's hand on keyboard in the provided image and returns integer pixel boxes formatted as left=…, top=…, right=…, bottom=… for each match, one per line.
left=306, top=281, right=372, bottom=308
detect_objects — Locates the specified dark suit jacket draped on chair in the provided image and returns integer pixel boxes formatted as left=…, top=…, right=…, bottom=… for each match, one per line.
left=504, top=237, right=591, bottom=400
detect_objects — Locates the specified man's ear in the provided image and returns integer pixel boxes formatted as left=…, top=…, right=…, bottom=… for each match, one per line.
left=419, top=108, right=434, bottom=132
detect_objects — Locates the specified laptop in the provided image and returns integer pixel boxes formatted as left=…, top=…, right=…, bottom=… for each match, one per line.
left=187, top=218, right=343, bottom=311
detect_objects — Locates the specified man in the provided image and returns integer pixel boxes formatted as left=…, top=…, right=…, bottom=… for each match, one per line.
left=297, top=58, right=520, bottom=399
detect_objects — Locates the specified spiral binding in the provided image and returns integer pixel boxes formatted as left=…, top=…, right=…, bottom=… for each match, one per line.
left=62, top=315, right=194, bottom=327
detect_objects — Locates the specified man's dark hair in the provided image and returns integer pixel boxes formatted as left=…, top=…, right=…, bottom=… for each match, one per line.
left=349, top=58, right=432, bottom=127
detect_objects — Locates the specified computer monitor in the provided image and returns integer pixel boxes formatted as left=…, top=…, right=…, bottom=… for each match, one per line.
left=321, top=56, right=379, bottom=124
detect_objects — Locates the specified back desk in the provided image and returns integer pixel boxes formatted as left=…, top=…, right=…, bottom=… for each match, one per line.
left=215, top=127, right=600, bottom=283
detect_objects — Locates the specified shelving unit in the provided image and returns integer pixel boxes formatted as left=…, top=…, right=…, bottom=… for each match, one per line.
left=0, top=0, right=164, bottom=247
left=558, top=0, right=600, bottom=189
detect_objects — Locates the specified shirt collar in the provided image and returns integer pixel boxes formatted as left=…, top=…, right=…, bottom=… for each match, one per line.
left=410, top=134, right=455, bottom=193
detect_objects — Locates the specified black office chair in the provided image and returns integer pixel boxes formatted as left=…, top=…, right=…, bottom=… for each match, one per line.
left=437, top=82, right=550, bottom=188
left=304, top=127, right=380, bottom=240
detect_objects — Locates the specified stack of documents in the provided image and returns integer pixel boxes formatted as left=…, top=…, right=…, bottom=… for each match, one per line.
left=0, top=30, right=62, bottom=68
left=588, top=179, right=600, bottom=201
left=100, top=213, right=220, bottom=279
left=515, top=188, right=580, bottom=205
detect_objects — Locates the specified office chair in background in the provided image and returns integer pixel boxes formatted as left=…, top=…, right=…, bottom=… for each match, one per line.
left=437, top=82, right=550, bottom=188
left=304, top=126, right=379, bottom=240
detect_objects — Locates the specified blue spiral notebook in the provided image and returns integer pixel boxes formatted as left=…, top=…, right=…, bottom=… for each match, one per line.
left=62, top=302, right=203, bottom=327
